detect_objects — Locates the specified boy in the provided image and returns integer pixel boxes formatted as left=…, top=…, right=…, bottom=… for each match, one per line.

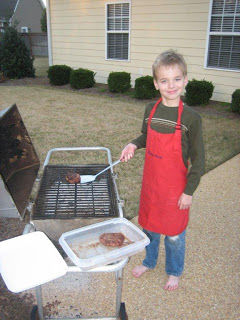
left=120, top=50, right=205, bottom=291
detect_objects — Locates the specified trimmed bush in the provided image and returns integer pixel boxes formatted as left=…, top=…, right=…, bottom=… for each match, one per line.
left=70, top=68, right=95, bottom=89
left=185, top=79, right=214, bottom=106
left=47, top=65, right=72, bottom=85
left=0, top=71, right=5, bottom=83
left=231, top=89, right=240, bottom=114
left=108, top=72, right=131, bottom=93
left=0, top=26, right=35, bottom=79
left=135, top=76, right=159, bottom=99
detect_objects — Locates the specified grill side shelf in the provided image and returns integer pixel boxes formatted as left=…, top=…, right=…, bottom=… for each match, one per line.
left=32, top=164, right=119, bottom=219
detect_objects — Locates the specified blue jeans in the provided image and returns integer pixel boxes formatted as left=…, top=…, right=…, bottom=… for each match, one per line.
left=142, top=229, right=186, bottom=277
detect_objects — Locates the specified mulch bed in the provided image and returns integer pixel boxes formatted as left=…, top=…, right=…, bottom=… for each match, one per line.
left=1, top=76, right=239, bottom=120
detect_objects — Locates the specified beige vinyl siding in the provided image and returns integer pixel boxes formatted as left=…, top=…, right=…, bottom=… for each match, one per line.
left=50, top=0, right=240, bottom=102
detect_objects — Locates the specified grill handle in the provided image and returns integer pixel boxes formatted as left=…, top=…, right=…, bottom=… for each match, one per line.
left=43, top=146, right=113, bottom=169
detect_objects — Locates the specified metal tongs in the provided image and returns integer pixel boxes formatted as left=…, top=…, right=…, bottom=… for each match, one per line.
left=80, top=159, right=121, bottom=184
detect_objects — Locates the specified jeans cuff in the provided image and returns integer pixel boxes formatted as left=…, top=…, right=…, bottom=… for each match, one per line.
left=142, top=261, right=156, bottom=269
left=166, top=272, right=183, bottom=277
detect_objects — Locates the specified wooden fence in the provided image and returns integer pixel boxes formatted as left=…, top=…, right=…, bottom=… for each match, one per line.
left=21, top=33, right=48, bottom=57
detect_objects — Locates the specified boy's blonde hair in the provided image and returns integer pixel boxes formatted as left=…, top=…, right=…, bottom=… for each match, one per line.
left=152, top=49, right=187, bottom=80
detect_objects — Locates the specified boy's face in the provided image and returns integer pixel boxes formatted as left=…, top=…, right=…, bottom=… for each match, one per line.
left=154, top=64, right=188, bottom=106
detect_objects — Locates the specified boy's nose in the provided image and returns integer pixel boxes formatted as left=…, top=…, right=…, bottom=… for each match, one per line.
left=169, top=81, right=175, bottom=88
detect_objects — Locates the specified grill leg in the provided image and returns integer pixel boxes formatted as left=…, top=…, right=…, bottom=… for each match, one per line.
left=30, top=305, right=39, bottom=320
left=115, top=268, right=124, bottom=317
left=35, top=286, right=44, bottom=320
left=119, top=302, right=128, bottom=320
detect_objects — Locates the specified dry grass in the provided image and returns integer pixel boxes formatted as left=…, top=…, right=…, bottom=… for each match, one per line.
left=0, top=81, right=240, bottom=219
left=203, top=116, right=240, bottom=172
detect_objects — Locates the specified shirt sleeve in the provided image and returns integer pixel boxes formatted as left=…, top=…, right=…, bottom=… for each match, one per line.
left=184, top=116, right=205, bottom=196
left=131, top=106, right=148, bottom=149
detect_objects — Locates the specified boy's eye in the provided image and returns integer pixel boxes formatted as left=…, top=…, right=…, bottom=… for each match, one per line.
left=161, top=80, right=167, bottom=84
left=176, top=78, right=182, bottom=81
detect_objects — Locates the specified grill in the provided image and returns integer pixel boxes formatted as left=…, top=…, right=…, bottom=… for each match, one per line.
left=33, top=164, right=119, bottom=219
left=0, top=104, right=130, bottom=320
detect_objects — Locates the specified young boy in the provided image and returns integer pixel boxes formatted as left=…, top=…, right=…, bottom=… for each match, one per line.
left=120, top=50, right=205, bottom=291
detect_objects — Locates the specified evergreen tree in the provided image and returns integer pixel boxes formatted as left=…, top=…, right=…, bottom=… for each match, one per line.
left=0, top=26, right=35, bottom=79
left=40, top=8, right=47, bottom=33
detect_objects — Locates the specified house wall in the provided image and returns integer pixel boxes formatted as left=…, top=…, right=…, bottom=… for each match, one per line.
left=13, top=0, right=44, bottom=33
left=49, top=0, right=239, bottom=102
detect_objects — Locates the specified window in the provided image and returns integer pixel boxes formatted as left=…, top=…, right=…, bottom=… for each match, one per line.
left=206, top=0, right=240, bottom=71
left=21, top=27, right=29, bottom=33
left=106, top=2, right=130, bottom=61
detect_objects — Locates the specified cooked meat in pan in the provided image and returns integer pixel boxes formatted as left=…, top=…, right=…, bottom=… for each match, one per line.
left=66, top=172, right=80, bottom=184
left=99, top=233, right=125, bottom=247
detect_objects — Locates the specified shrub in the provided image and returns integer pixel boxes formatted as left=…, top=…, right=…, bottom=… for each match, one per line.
left=231, top=89, right=240, bottom=114
left=135, top=76, right=159, bottom=99
left=70, top=68, right=95, bottom=89
left=108, top=72, right=131, bottom=93
left=185, top=79, right=214, bottom=106
left=0, top=26, right=35, bottom=79
left=0, top=71, right=5, bottom=83
left=47, top=65, right=72, bottom=85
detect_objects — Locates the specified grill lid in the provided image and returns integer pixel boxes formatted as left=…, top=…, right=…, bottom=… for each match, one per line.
left=0, top=104, right=40, bottom=219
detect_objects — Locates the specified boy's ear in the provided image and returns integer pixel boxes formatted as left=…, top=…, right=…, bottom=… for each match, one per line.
left=154, top=79, right=159, bottom=90
left=184, top=76, right=188, bottom=86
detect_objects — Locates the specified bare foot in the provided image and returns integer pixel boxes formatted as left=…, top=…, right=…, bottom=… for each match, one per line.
left=132, top=265, right=149, bottom=278
left=164, top=275, right=179, bottom=291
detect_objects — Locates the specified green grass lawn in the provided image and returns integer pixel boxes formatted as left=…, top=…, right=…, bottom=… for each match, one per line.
left=1, top=83, right=239, bottom=219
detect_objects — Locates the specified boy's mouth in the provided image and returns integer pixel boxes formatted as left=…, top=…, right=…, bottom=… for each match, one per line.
left=167, top=90, right=178, bottom=94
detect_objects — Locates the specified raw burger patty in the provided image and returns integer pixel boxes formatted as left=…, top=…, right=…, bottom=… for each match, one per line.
left=66, top=172, right=80, bottom=184
left=99, top=233, right=125, bottom=247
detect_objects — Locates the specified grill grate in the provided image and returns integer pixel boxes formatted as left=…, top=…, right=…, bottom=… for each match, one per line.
left=33, top=165, right=119, bottom=219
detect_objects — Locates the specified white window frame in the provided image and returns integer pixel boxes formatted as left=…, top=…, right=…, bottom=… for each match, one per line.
left=21, top=27, right=29, bottom=33
left=105, top=1, right=131, bottom=62
left=204, top=0, right=240, bottom=72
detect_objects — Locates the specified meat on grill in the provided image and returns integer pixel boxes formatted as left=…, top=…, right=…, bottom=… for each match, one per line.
left=66, top=172, right=80, bottom=184
left=99, top=233, right=125, bottom=247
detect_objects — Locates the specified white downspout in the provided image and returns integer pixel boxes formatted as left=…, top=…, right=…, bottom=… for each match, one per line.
left=46, top=0, right=53, bottom=66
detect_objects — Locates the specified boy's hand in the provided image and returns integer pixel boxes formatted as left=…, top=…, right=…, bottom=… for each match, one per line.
left=178, top=193, right=192, bottom=210
left=120, top=143, right=137, bottom=162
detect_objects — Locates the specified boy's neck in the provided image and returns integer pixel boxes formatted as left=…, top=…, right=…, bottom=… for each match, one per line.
left=161, top=97, right=180, bottom=107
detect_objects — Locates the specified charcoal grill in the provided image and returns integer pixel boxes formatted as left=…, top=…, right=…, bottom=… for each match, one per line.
left=0, top=104, right=129, bottom=320
left=33, top=163, right=119, bottom=219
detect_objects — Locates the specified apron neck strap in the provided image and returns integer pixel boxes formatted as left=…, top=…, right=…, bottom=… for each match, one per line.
left=148, top=98, right=184, bottom=131
left=148, top=98, right=162, bottom=129
left=175, top=99, right=183, bottom=130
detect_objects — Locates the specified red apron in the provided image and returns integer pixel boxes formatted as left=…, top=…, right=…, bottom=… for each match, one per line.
left=138, top=98, right=189, bottom=236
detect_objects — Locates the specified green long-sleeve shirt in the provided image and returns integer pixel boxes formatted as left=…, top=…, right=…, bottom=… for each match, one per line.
left=132, top=101, right=205, bottom=195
